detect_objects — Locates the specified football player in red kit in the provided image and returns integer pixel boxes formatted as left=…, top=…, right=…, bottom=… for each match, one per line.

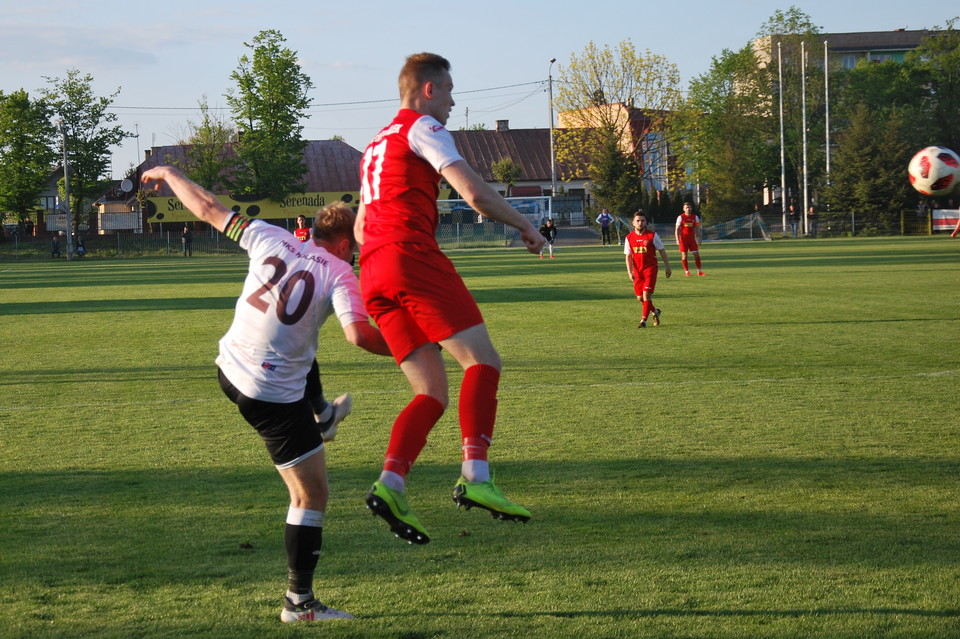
left=625, top=210, right=672, bottom=328
left=675, top=202, right=705, bottom=276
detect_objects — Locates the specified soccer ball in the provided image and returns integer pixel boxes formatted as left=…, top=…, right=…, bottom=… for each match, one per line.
left=908, top=146, right=960, bottom=196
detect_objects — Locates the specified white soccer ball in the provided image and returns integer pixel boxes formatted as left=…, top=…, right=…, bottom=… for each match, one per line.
left=908, top=146, right=960, bottom=197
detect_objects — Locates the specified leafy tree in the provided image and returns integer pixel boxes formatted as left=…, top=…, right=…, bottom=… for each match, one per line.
left=908, top=18, right=960, bottom=151
left=40, top=69, right=129, bottom=234
left=490, top=157, right=522, bottom=197
left=554, top=40, right=683, bottom=188
left=754, top=7, right=827, bottom=208
left=226, top=30, right=313, bottom=199
left=588, top=127, right=645, bottom=216
left=822, top=104, right=913, bottom=230
left=672, top=44, right=776, bottom=223
left=175, top=95, right=236, bottom=191
left=0, top=90, right=57, bottom=221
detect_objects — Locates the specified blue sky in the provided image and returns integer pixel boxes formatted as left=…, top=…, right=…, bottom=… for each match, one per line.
left=2, top=1, right=953, bottom=177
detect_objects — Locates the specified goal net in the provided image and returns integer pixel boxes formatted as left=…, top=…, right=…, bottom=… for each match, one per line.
left=435, top=197, right=551, bottom=249
left=613, top=211, right=771, bottom=244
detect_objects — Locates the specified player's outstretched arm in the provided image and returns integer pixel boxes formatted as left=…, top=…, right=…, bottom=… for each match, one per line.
left=441, top=160, right=545, bottom=254
left=951, top=219, right=960, bottom=238
left=354, top=202, right=367, bottom=246
left=343, top=321, right=392, bottom=356
left=141, top=166, right=232, bottom=232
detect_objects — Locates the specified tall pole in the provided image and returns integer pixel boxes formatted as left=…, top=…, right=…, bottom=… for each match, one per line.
left=778, top=42, right=787, bottom=233
left=548, top=58, right=557, bottom=209
left=56, top=119, right=74, bottom=260
left=801, top=40, right=809, bottom=236
left=824, top=40, right=831, bottom=179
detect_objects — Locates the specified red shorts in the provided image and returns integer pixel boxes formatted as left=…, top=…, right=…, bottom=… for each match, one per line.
left=632, top=266, right=658, bottom=296
left=360, top=242, right=483, bottom=364
left=677, top=235, right=699, bottom=252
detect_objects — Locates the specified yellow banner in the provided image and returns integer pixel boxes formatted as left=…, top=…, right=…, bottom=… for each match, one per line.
left=145, top=192, right=360, bottom=223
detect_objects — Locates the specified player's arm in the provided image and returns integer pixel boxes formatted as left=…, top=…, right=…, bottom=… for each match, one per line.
left=658, top=248, right=672, bottom=278
left=625, top=253, right=635, bottom=280
left=674, top=216, right=682, bottom=245
left=951, top=218, right=960, bottom=238
left=354, top=201, right=367, bottom=245
left=441, top=160, right=545, bottom=254
left=140, top=165, right=232, bottom=232
left=343, top=321, right=391, bottom=356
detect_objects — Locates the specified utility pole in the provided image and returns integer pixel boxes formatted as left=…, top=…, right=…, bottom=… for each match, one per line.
left=548, top=58, right=557, bottom=208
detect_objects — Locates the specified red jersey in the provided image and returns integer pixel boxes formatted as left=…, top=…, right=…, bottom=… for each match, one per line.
left=294, top=227, right=310, bottom=242
left=624, top=229, right=664, bottom=270
left=358, top=108, right=463, bottom=260
left=676, top=212, right=700, bottom=238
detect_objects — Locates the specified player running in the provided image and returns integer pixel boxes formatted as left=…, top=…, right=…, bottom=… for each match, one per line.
left=625, top=210, right=672, bottom=328
left=675, top=202, right=705, bottom=276
left=355, top=52, right=545, bottom=545
left=141, top=165, right=391, bottom=623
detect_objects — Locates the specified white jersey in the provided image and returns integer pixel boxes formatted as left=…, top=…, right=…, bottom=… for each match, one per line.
left=215, top=217, right=368, bottom=403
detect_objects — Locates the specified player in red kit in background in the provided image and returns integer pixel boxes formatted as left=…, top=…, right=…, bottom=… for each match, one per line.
left=625, top=210, right=672, bottom=328
left=294, top=215, right=311, bottom=242
left=355, top=52, right=545, bottom=545
left=675, top=202, right=705, bottom=276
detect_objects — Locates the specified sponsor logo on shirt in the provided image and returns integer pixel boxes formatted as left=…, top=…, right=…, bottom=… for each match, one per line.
left=261, top=362, right=277, bottom=371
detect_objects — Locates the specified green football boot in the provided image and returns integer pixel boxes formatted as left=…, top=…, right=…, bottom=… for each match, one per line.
left=452, top=477, right=531, bottom=522
left=365, top=481, right=430, bottom=545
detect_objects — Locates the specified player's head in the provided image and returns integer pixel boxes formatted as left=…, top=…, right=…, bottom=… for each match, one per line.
left=546, top=218, right=554, bottom=226
left=399, top=52, right=454, bottom=125
left=683, top=202, right=692, bottom=213
left=296, top=215, right=307, bottom=228
left=313, top=202, right=358, bottom=263
left=632, top=210, right=648, bottom=231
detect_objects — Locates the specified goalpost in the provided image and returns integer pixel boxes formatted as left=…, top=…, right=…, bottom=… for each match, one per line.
left=435, top=197, right=551, bottom=249
left=612, top=211, right=772, bottom=244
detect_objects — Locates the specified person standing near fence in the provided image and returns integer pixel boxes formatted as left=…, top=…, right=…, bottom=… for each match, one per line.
left=596, top=208, right=614, bottom=245
left=294, top=215, right=311, bottom=242
left=807, top=206, right=819, bottom=238
left=787, top=204, right=800, bottom=239
left=140, top=165, right=392, bottom=623
left=539, top=218, right=557, bottom=259
left=181, top=225, right=193, bottom=257
left=355, top=52, right=544, bottom=545
left=675, top=202, right=705, bottom=277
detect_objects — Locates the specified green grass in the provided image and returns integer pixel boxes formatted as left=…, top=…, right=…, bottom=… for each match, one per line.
left=1, top=236, right=959, bottom=638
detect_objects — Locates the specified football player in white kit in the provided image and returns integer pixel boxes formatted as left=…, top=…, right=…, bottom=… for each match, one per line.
left=141, top=165, right=391, bottom=623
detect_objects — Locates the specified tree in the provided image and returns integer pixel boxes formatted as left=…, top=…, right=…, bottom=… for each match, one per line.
left=672, top=44, right=776, bottom=223
left=754, top=7, right=827, bottom=208
left=0, top=90, right=57, bottom=221
left=40, top=69, right=129, bottom=234
left=822, top=104, right=913, bottom=230
left=226, top=30, right=313, bottom=199
left=908, top=18, right=960, bottom=151
left=554, top=40, right=684, bottom=189
left=490, top=157, right=522, bottom=197
left=588, top=126, right=646, bottom=216
left=174, top=95, right=237, bottom=192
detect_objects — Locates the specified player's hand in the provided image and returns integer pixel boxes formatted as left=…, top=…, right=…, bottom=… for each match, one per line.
left=952, top=229, right=958, bottom=238
left=521, top=227, right=546, bottom=254
left=665, top=267, right=672, bottom=278
left=140, top=166, right=173, bottom=191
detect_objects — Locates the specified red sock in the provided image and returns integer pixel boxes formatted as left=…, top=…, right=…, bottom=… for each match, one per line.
left=642, top=299, right=652, bottom=320
left=383, top=394, right=445, bottom=477
left=681, top=257, right=689, bottom=272
left=694, top=253, right=702, bottom=270
left=459, top=364, right=500, bottom=460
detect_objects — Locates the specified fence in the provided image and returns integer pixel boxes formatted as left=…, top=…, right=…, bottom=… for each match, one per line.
left=0, top=231, right=247, bottom=261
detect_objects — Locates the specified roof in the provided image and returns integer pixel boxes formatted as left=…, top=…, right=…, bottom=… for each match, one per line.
left=135, top=139, right=363, bottom=196
left=823, top=29, right=937, bottom=52
left=450, top=128, right=584, bottom=181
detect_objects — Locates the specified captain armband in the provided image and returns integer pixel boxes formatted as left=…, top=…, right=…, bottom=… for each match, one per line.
left=224, top=213, right=252, bottom=243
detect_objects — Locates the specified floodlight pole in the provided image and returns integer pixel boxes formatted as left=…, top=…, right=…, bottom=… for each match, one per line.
left=548, top=58, right=557, bottom=214
left=778, top=42, right=787, bottom=233
left=56, top=118, right=74, bottom=260
left=801, top=40, right=809, bottom=236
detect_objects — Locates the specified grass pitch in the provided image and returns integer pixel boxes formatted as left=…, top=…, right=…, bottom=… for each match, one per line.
left=1, top=236, right=959, bottom=638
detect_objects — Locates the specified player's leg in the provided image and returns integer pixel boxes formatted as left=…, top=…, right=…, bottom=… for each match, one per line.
left=441, top=325, right=530, bottom=522
left=365, top=344, right=446, bottom=545
left=304, top=360, right=351, bottom=443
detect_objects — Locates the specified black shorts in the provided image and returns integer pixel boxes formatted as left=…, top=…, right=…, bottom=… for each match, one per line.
left=217, top=368, right=324, bottom=468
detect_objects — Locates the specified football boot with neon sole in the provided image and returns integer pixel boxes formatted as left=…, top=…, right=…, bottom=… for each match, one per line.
left=281, top=597, right=354, bottom=622
left=452, top=477, right=531, bottom=522
left=365, top=481, right=430, bottom=544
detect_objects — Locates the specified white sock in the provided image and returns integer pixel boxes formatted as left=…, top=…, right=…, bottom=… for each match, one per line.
left=286, top=590, right=313, bottom=605
left=461, top=459, right=490, bottom=483
left=379, top=470, right=405, bottom=492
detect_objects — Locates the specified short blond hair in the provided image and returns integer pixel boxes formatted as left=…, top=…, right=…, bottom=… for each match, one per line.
left=312, top=201, right=356, bottom=245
